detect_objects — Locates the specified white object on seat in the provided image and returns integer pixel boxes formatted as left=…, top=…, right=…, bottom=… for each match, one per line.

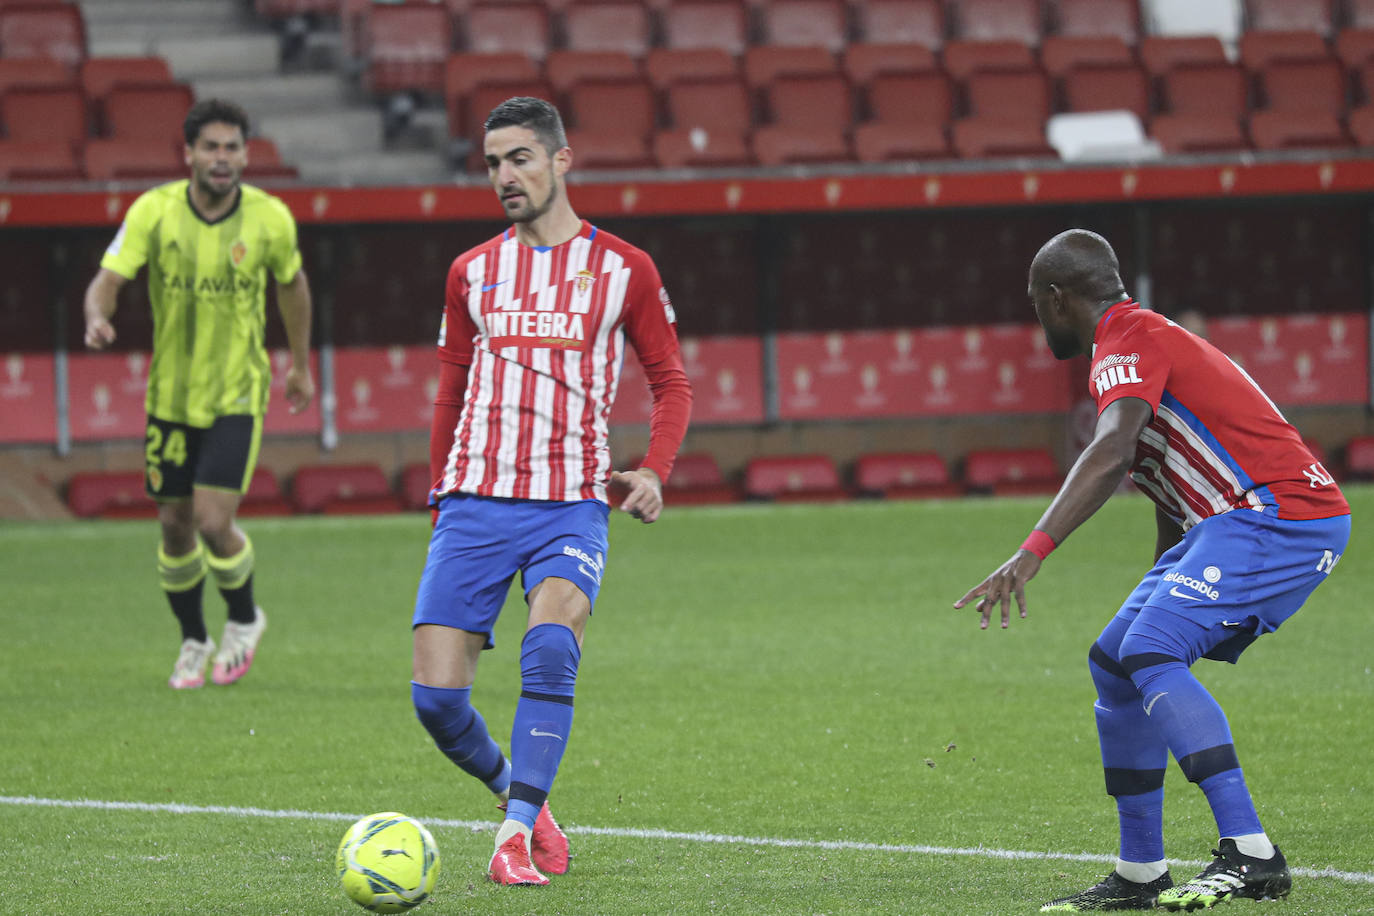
left=1146, top=0, right=1242, bottom=48
left=1047, top=111, right=1163, bottom=161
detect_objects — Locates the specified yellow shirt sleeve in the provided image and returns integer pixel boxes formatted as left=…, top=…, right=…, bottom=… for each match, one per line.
left=99, top=190, right=158, bottom=280
left=263, top=195, right=303, bottom=284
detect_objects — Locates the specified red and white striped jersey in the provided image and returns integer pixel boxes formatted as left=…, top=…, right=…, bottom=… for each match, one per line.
left=435, top=221, right=682, bottom=502
left=1091, top=301, right=1347, bottom=529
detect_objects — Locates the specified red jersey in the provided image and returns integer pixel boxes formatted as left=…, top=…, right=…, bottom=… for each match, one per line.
left=434, top=221, right=690, bottom=503
left=1091, top=301, right=1347, bottom=529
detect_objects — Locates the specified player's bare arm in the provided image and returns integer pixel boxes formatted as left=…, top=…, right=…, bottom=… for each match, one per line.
left=1154, top=502, right=1185, bottom=561
left=954, top=396, right=1153, bottom=629
left=82, top=267, right=127, bottom=350
left=610, top=467, right=663, bottom=524
left=276, top=268, right=315, bottom=414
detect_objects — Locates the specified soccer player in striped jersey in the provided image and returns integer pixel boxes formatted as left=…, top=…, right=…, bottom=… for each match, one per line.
left=409, top=97, right=692, bottom=887
left=83, top=99, right=314, bottom=691
left=955, top=230, right=1349, bottom=912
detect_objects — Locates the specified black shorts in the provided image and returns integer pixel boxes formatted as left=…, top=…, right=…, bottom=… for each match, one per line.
left=144, top=414, right=262, bottom=500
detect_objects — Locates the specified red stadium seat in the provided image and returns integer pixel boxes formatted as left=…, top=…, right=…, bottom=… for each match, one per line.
left=963, top=447, right=1060, bottom=496
left=1052, top=0, right=1140, bottom=44
left=853, top=120, right=950, bottom=160
left=644, top=48, right=738, bottom=88
left=0, top=57, right=72, bottom=93
left=83, top=138, right=184, bottom=180
left=462, top=2, right=550, bottom=60
left=291, top=463, right=403, bottom=514
left=853, top=0, right=945, bottom=48
left=744, top=45, right=838, bottom=86
left=1062, top=62, right=1150, bottom=120
left=458, top=78, right=555, bottom=145
left=665, top=76, right=752, bottom=131
left=399, top=462, right=433, bottom=511
left=0, top=138, right=81, bottom=179
left=244, top=136, right=299, bottom=179
left=758, top=0, right=847, bottom=52
left=951, top=0, right=1044, bottom=45
left=0, top=85, right=86, bottom=144
left=1160, top=62, right=1248, bottom=117
left=751, top=124, right=852, bottom=163
left=964, top=68, right=1051, bottom=122
left=1344, top=435, right=1374, bottom=479
left=1244, top=0, right=1333, bottom=35
left=744, top=454, right=848, bottom=502
left=0, top=2, right=86, bottom=68
left=1139, top=35, right=1227, bottom=76
left=1039, top=35, right=1133, bottom=77
left=951, top=117, right=1055, bottom=157
left=561, top=0, right=651, bottom=56
left=660, top=452, right=741, bottom=504
left=365, top=1, right=451, bottom=94
left=661, top=0, right=748, bottom=55
left=565, top=77, right=655, bottom=137
left=66, top=470, right=156, bottom=519
left=653, top=126, right=753, bottom=166
left=842, top=43, right=938, bottom=85
left=1248, top=109, right=1352, bottom=149
left=1257, top=58, right=1345, bottom=114
left=1335, top=28, right=1374, bottom=68
left=80, top=56, right=172, bottom=103
left=763, top=72, right=852, bottom=128
left=443, top=51, right=538, bottom=99
left=941, top=39, right=1036, bottom=79
left=1349, top=103, right=1374, bottom=144
left=1149, top=113, right=1249, bottom=153
left=564, top=128, right=655, bottom=168
left=239, top=467, right=293, bottom=517
left=854, top=452, right=961, bottom=499
left=101, top=82, right=194, bottom=141
left=866, top=70, right=952, bottom=123
left=545, top=50, right=640, bottom=93
left=1238, top=30, right=1330, bottom=70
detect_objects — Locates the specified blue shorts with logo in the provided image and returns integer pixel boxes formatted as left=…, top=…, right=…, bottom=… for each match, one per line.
left=412, top=493, right=610, bottom=649
left=1099, top=509, right=1350, bottom=665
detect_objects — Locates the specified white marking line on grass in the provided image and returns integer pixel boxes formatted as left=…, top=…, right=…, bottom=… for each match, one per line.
left=6, top=795, right=1373, bottom=886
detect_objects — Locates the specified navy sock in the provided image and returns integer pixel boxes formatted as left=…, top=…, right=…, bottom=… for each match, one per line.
left=412, top=682, right=509, bottom=794
left=1090, top=641, right=1167, bottom=863
left=507, top=623, right=580, bottom=829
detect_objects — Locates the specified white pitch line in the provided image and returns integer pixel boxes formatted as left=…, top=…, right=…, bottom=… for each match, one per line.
left=5, top=795, right=1373, bottom=886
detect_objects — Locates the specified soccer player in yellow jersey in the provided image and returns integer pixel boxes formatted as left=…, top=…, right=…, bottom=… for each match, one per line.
left=82, top=99, right=314, bottom=689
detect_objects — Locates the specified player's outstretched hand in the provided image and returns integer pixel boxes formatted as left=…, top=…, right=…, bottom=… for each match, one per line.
left=953, top=549, right=1042, bottom=630
left=85, top=317, right=116, bottom=350
left=609, top=468, right=663, bottom=524
left=284, top=364, right=315, bottom=414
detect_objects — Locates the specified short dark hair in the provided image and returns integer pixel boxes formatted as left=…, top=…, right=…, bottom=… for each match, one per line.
left=183, top=99, right=250, bottom=146
left=483, top=96, right=567, bottom=153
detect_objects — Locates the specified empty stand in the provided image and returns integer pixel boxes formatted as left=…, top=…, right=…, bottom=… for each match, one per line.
left=1139, top=35, right=1228, bottom=76
left=291, top=464, right=403, bottom=514
left=744, top=45, right=838, bottom=86
left=80, top=56, right=171, bottom=103
left=0, top=2, right=86, bottom=68
left=1039, top=35, right=1133, bottom=77
left=1344, top=435, right=1374, bottom=478
left=1244, top=0, right=1333, bottom=35
left=853, top=0, right=945, bottom=48
left=653, top=125, right=753, bottom=166
left=565, top=128, right=655, bottom=168
left=0, top=85, right=86, bottom=144
left=842, top=42, right=938, bottom=84
left=666, top=76, right=752, bottom=131
left=66, top=470, right=154, bottom=519
left=365, top=1, right=451, bottom=95
left=659, top=452, right=740, bottom=504
left=758, top=0, right=848, bottom=52
left=83, top=138, right=183, bottom=180
left=752, top=124, right=852, bottom=164
left=239, top=467, right=292, bottom=517
left=102, top=82, right=193, bottom=141
left=565, top=77, right=655, bottom=137
left=561, top=0, right=651, bottom=56
left=1052, top=0, right=1140, bottom=43
left=853, top=120, right=950, bottom=159
left=462, top=2, right=551, bottom=60
left=1257, top=57, right=1345, bottom=114
left=854, top=452, right=961, bottom=499
left=0, top=57, right=71, bottom=93
left=1248, top=109, right=1351, bottom=149
left=744, top=454, right=848, bottom=501
left=952, top=118, right=1055, bottom=157
left=962, top=448, right=1060, bottom=495
left=1238, top=30, right=1330, bottom=70
left=458, top=78, right=555, bottom=146
left=1150, top=113, right=1249, bottom=152
left=952, top=0, right=1044, bottom=45
left=941, top=39, right=1036, bottom=79
left=644, top=48, right=738, bottom=88
left=444, top=51, right=538, bottom=101
left=545, top=50, right=640, bottom=93
left=0, top=138, right=80, bottom=179
left=866, top=70, right=952, bottom=123
left=1349, top=103, right=1374, bottom=144
left=244, top=136, right=299, bottom=179
left=963, top=68, right=1051, bottom=122
left=1062, top=62, right=1150, bottom=120
left=399, top=462, right=433, bottom=511
left=1335, top=28, right=1374, bottom=68
left=1160, top=62, right=1248, bottom=117
left=662, top=0, right=748, bottom=54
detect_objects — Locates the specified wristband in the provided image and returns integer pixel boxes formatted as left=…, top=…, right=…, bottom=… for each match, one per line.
left=1020, top=529, right=1057, bottom=560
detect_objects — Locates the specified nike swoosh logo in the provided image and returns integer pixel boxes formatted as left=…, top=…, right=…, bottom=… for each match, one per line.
left=1143, top=691, right=1168, bottom=715
left=1168, top=586, right=1203, bottom=601
left=481, top=280, right=509, bottom=292
left=529, top=728, right=564, bottom=740
left=576, top=564, right=599, bottom=581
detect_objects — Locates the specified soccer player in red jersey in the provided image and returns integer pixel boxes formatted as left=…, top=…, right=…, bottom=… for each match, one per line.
left=409, top=97, right=692, bottom=886
left=956, top=230, right=1349, bottom=912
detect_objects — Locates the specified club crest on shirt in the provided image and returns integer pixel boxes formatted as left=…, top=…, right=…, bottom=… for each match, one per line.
left=229, top=239, right=247, bottom=267
left=573, top=268, right=596, bottom=294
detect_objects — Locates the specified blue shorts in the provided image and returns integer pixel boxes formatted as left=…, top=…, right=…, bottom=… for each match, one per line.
left=412, top=494, right=610, bottom=648
left=1099, top=509, right=1350, bottom=665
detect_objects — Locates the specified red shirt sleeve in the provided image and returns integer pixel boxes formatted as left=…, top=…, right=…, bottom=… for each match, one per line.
left=439, top=254, right=477, bottom=369
left=1091, top=315, right=1169, bottom=417
left=622, top=251, right=692, bottom=483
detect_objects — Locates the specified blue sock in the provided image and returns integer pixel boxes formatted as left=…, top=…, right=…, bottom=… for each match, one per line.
left=412, top=682, right=510, bottom=795
left=506, top=624, right=580, bottom=829
left=1090, top=640, right=1168, bottom=863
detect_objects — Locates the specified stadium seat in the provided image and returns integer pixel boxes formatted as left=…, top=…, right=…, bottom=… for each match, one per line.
left=853, top=120, right=950, bottom=159
left=1256, top=58, right=1345, bottom=114
left=1160, top=62, right=1248, bottom=118
left=0, top=85, right=86, bottom=144
left=842, top=42, right=938, bottom=85
left=941, top=39, right=1036, bottom=79
left=1039, top=35, right=1133, bottom=78
left=1062, top=62, right=1150, bottom=120
left=852, top=0, right=946, bottom=48
left=951, top=117, right=1056, bottom=157
left=443, top=51, right=538, bottom=101
left=758, top=0, right=848, bottom=52
left=458, top=78, right=555, bottom=146
left=752, top=124, right=853, bottom=163
left=661, top=0, right=749, bottom=55
left=1335, top=28, right=1374, bottom=68
left=565, top=128, right=655, bottom=168
left=644, top=48, right=738, bottom=88
left=763, top=72, right=852, bottom=129
left=665, top=76, right=752, bottom=131
left=865, top=70, right=952, bottom=124
left=0, top=2, right=86, bottom=68
left=659, top=452, right=741, bottom=504
left=244, top=136, right=299, bottom=179
left=951, top=0, right=1045, bottom=44
left=1248, top=109, right=1352, bottom=149
left=1138, top=35, right=1227, bottom=76
left=1349, top=103, right=1374, bottom=145
left=399, top=462, right=433, bottom=511
left=83, top=138, right=184, bottom=180
left=291, top=463, right=403, bottom=514
left=1052, top=0, right=1140, bottom=43
left=1149, top=113, right=1249, bottom=152
left=544, top=50, right=640, bottom=93
left=80, top=56, right=172, bottom=103
left=239, top=467, right=292, bottom=517
left=365, top=1, right=451, bottom=95
left=744, top=45, right=838, bottom=87
left=66, top=470, right=156, bottom=519
left=462, top=2, right=551, bottom=60
left=101, top=82, right=194, bottom=141
left=1244, top=0, right=1333, bottom=35
left=1344, top=434, right=1374, bottom=478
left=565, top=77, right=655, bottom=137
left=0, top=138, right=81, bottom=180
left=964, top=68, right=1051, bottom=122
left=1238, top=30, right=1330, bottom=71
left=962, top=447, right=1061, bottom=496
left=743, top=454, right=848, bottom=502
left=0, top=57, right=72, bottom=93
left=653, top=126, right=753, bottom=166
left=854, top=452, right=961, bottom=499
left=561, top=0, right=651, bottom=56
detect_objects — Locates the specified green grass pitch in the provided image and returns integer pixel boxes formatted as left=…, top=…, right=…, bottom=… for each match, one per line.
left=3, top=487, right=1371, bottom=915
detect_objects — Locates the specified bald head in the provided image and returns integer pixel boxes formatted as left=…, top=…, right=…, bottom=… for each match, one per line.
left=1029, top=229, right=1126, bottom=305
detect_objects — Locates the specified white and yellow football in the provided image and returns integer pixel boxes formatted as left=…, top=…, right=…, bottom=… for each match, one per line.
left=335, top=812, right=440, bottom=913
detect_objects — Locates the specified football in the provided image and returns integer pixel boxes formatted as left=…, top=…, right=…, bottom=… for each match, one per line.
left=335, top=812, right=440, bottom=913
